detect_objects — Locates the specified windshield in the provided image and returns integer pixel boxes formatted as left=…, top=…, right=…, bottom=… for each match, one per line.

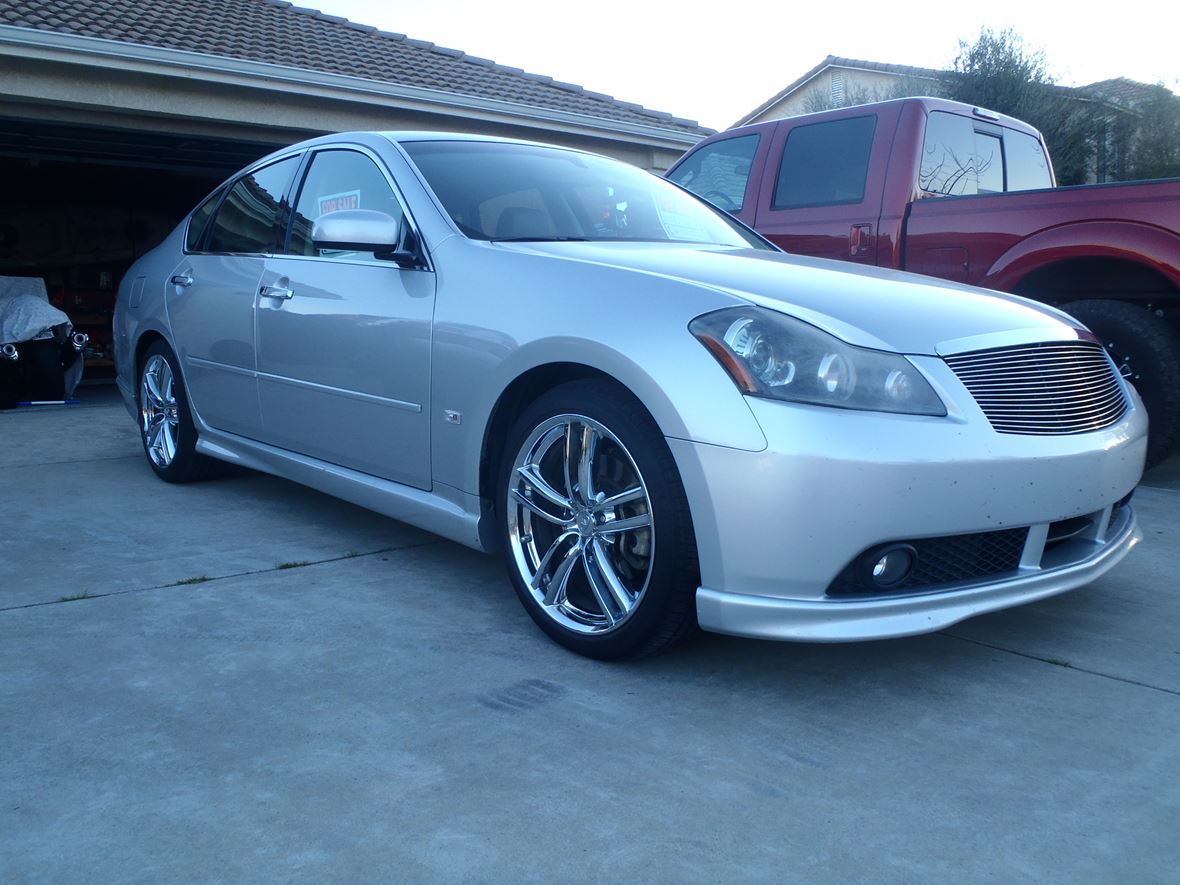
left=401, top=140, right=770, bottom=249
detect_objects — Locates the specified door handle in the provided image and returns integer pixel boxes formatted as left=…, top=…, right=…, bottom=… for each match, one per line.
left=259, top=285, right=294, bottom=300
left=170, top=273, right=193, bottom=287
left=849, top=223, right=873, bottom=258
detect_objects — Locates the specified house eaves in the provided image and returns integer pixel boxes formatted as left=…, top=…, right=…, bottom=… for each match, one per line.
left=0, top=24, right=708, bottom=151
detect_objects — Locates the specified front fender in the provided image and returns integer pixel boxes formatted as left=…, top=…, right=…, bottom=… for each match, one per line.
left=426, top=241, right=769, bottom=496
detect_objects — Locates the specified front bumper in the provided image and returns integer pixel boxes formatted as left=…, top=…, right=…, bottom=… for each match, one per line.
left=669, top=359, right=1148, bottom=642
left=695, top=505, right=1139, bottom=641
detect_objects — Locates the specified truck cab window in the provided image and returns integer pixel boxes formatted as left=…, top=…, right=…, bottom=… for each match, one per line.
left=773, top=115, right=876, bottom=209
left=920, top=112, right=981, bottom=196
left=668, top=134, right=760, bottom=212
left=975, top=132, right=1004, bottom=194
left=1004, top=129, right=1053, bottom=191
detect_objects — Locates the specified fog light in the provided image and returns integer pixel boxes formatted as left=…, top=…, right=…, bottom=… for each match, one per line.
left=868, top=544, right=916, bottom=587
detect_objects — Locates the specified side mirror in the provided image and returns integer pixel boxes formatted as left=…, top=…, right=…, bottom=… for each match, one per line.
left=311, top=209, right=418, bottom=267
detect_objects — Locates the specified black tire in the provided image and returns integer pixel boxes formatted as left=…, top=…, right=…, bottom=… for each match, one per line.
left=137, top=340, right=214, bottom=483
left=496, top=380, right=700, bottom=660
left=1063, top=299, right=1180, bottom=469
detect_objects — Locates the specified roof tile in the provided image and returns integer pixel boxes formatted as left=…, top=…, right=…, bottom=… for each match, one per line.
left=0, top=0, right=708, bottom=134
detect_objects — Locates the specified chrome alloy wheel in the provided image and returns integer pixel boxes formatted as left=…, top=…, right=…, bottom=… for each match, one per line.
left=506, top=414, right=655, bottom=635
left=140, top=354, right=180, bottom=468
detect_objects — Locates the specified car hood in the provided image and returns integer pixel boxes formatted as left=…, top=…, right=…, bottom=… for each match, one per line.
left=499, top=242, right=1083, bottom=355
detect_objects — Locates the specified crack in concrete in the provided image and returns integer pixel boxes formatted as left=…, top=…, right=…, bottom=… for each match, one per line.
left=944, top=631, right=1180, bottom=698
left=0, top=454, right=141, bottom=470
left=0, top=538, right=448, bottom=613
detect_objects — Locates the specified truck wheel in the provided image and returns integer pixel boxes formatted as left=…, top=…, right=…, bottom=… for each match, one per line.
left=1063, top=299, right=1180, bottom=469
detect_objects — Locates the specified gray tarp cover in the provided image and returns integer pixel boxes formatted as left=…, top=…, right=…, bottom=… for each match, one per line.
left=0, top=276, right=70, bottom=345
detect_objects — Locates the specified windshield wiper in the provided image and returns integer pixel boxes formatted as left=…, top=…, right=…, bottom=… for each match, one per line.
left=491, top=236, right=591, bottom=243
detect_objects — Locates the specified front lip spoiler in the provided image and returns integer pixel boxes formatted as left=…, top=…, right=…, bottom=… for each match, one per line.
left=695, top=509, right=1141, bottom=643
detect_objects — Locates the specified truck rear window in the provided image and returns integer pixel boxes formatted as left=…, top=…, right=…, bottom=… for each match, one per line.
left=773, top=115, right=876, bottom=209
left=921, top=111, right=1052, bottom=196
left=1004, top=129, right=1052, bottom=191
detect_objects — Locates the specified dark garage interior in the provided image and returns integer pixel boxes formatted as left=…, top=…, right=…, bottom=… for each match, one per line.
left=0, top=119, right=278, bottom=384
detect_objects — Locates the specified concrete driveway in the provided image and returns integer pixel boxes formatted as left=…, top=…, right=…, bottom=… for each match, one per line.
left=3, top=389, right=1178, bottom=882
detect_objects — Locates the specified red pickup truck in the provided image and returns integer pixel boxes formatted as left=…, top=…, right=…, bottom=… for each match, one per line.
left=668, top=97, right=1180, bottom=466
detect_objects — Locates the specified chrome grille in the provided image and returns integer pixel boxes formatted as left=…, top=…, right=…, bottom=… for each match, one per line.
left=945, top=341, right=1128, bottom=435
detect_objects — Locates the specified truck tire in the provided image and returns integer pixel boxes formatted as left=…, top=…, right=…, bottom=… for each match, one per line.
left=1063, top=299, right=1180, bottom=469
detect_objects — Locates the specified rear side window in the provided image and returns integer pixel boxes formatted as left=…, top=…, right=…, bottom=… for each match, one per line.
left=773, top=115, right=876, bottom=209
left=1004, top=129, right=1052, bottom=191
left=668, top=134, right=760, bottom=212
left=206, top=156, right=299, bottom=254
left=185, top=190, right=222, bottom=252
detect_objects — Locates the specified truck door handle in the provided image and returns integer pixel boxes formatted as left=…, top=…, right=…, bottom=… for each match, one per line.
left=259, top=285, right=294, bottom=300
left=849, top=224, right=873, bottom=257
left=170, top=273, right=193, bottom=287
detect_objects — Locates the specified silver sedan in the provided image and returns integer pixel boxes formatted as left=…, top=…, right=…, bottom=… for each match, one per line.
left=113, top=132, right=1147, bottom=659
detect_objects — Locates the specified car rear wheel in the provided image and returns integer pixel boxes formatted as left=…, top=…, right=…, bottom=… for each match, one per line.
left=138, top=340, right=213, bottom=483
left=497, top=380, right=699, bottom=660
left=1063, top=299, right=1180, bottom=469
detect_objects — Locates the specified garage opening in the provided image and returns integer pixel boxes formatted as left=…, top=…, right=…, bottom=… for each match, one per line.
left=0, top=119, right=282, bottom=397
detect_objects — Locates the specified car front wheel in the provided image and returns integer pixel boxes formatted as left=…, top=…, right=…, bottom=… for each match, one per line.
left=498, top=380, right=699, bottom=660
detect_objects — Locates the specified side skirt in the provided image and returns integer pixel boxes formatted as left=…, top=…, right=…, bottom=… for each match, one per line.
left=195, top=428, right=493, bottom=552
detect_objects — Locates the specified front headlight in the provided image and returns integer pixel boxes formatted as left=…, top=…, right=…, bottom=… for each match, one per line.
left=690, top=307, right=946, bottom=416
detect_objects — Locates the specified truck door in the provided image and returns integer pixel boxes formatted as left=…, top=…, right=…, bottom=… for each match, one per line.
left=753, top=112, right=886, bottom=265
left=665, top=129, right=768, bottom=229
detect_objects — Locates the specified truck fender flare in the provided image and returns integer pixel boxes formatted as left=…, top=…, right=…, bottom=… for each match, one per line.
left=983, top=220, right=1180, bottom=293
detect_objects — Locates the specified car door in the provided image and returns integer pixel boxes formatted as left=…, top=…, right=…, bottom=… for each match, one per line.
left=167, top=155, right=300, bottom=437
left=254, top=147, right=435, bottom=489
left=753, top=113, right=885, bottom=264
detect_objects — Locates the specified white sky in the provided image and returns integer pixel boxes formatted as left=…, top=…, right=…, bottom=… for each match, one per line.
left=312, top=0, right=1178, bottom=131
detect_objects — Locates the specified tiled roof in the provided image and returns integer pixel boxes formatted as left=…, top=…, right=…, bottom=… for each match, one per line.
left=1082, top=77, right=1165, bottom=109
left=734, top=55, right=941, bottom=126
left=0, top=0, right=710, bottom=136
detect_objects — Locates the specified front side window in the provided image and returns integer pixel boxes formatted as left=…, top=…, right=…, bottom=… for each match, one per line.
left=401, top=140, right=768, bottom=249
left=206, top=156, right=299, bottom=254
left=287, top=150, right=407, bottom=262
left=773, top=115, right=876, bottom=209
left=667, top=134, right=760, bottom=212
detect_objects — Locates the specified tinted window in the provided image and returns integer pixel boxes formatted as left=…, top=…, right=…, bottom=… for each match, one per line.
left=1004, top=129, right=1052, bottom=191
left=185, top=190, right=222, bottom=252
left=403, top=141, right=767, bottom=248
left=206, top=157, right=298, bottom=254
left=920, top=112, right=980, bottom=196
left=773, top=115, right=876, bottom=209
left=288, top=150, right=406, bottom=261
left=668, top=134, right=760, bottom=212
